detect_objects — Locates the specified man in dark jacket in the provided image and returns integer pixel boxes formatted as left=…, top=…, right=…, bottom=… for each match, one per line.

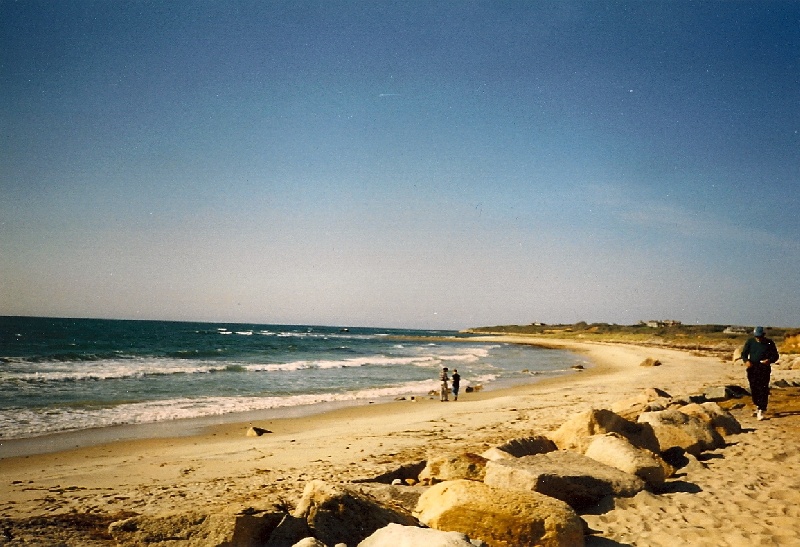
left=740, top=326, right=779, bottom=421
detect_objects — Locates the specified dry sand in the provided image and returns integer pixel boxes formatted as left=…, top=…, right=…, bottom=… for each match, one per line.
left=1, top=336, right=799, bottom=546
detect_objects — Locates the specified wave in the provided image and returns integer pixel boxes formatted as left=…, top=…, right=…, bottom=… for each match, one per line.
left=0, top=377, right=461, bottom=440
left=0, top=346, right=495, bottom=383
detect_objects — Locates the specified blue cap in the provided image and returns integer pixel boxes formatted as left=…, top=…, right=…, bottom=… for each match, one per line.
left=754, top=326, right=765, bottom=337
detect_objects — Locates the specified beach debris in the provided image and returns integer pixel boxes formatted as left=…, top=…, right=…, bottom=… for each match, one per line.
left=584, top=432, right=671, bottom=487
left=637, top=409, right=725, bottom=455
left=547, top=408, right=661, bottom=454
left=359, top=522, right=483, bottom=547
left=418, top=453, right=489, bottom=485
left=291, top=480, right=418, bottom=547
left=480, top=435, right=557, bottom=461
left=484, top=451, right=646, bottom=510
left=414, top=479, right=584, bottom=547
left=639, top=357, right=662, bottom=367
left=246, top=426, right=272, bottom=437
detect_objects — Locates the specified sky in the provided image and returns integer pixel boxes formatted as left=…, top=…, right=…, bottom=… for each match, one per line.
left=1, top=1, right=799, bottom=330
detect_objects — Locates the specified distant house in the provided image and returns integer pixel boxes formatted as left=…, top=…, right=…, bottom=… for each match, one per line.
left=723, top=326, right=749, bottom=334
left=645, top=320, right=682, bottom=328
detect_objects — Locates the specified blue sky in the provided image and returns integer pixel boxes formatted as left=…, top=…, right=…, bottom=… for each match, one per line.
left=2, top=1, right=798, bottom=329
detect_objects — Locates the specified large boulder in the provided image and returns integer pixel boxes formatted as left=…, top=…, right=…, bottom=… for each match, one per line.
left=637, top=409, right=725, bottom=455
left=547, top=408, right=660, bottom=454
left=679, top=402, right=742, bottom=436
left=418, top=453, right=488, bottom=484
left=481, top=436, right=557, bottom=461
left=484, top=450, right=646, bottom=510
left=109, top=510, right=283, bottom=547
left=414, top=479, right=584, bottom=547
left=358, top=523, right=480, bottom=547
left=583, top=433, right=671, bottom=487
left=292, top=480, right=418, bottom=547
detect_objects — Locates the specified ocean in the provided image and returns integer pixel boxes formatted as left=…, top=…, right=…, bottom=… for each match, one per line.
left=0, top=316, right=586, bottom=443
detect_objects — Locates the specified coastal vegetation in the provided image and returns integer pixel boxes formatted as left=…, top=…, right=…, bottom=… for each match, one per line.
left=466, top=322, right=800, bottom=356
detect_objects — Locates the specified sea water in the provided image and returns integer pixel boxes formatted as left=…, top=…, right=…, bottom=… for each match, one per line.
left=0, top=317, right=587, bottom=441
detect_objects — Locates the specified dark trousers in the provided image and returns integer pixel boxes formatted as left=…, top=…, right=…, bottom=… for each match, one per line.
left=746, top=363, right=772, bottom=411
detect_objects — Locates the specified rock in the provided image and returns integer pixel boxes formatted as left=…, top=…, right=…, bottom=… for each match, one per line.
left=583, top=432, right=670, bottom=487
left=358, top=523, right=478, bottom=547
left=772, top=378, right=792, bottom=388
left=637, top=409, right=725, bottom=455
left=484, top=451, right=646, bottom=510
left=109, top=510, right=283, bottom=547
left=639, top=358, right=661, bottom=367
left=480, top=436, right=557, bottom=461
left=246, top=426, right=272, bottom=437
left=291, top=480, right=418, bottom=547
left=702, top=386, right=732, bottom=401
left=418, top=453, right=488, bottom=484
left=292, top=538, right=327, bottom=547
left=415, top=479, right=584, bottom=547
left=547, top=408, right=660, bottom=454
left=679, top=402, right=742, bottom=436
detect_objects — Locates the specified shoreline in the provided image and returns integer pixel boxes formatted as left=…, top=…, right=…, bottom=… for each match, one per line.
left=0, top=337, right=583, bottom=459
left=4, top=336, right=798, bottom=545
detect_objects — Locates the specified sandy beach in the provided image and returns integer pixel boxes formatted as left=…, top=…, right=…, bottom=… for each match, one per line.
left=2, top=336, right=799, bottom=546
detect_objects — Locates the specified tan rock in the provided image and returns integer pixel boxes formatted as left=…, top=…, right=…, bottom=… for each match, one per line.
left=415, top=479, right=584, bottom=547
left=637, top=409, right=725, bottom=455
left=357, top=523, right=477, bottom=547
left=484, top=451, right=646, bottom=510
left=418, top=452, right=488, bottom=484
left=583, top=432, right=671, bottom=487
left=679, top=402, right=742, bottom=436
left=547, top=408, right=660, bottom=454
left=292, top=480, right=418, bottom=547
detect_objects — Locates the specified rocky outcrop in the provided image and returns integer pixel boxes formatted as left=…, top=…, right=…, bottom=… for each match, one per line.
left=481, top=436, right=557, bottom=460
left=358, top=523, right=482, bottom=547
left=291, top=480, right=418, bottom=547
left=484, top=451, right=646, bottom=510
left=418, top=453, right=488, bottom=484
left=547, top=408, right=660, bottom=454
left=583, top=433, right=671, bottom=487
left=637, top=409, right=725, bottom=455
left=415, top=479, right=584, bottom=547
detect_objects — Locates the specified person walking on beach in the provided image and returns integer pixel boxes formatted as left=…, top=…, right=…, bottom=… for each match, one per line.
left=451, top=369, right=461, bottom=401
left=741, top=326, right=779, bottom=421
left=439, top=367, right=450, bottom=401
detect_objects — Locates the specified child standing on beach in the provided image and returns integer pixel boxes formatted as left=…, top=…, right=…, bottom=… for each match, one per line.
left=451, top=369, right=461, bottom=401
left=439, top=367, right=449, bottom=401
